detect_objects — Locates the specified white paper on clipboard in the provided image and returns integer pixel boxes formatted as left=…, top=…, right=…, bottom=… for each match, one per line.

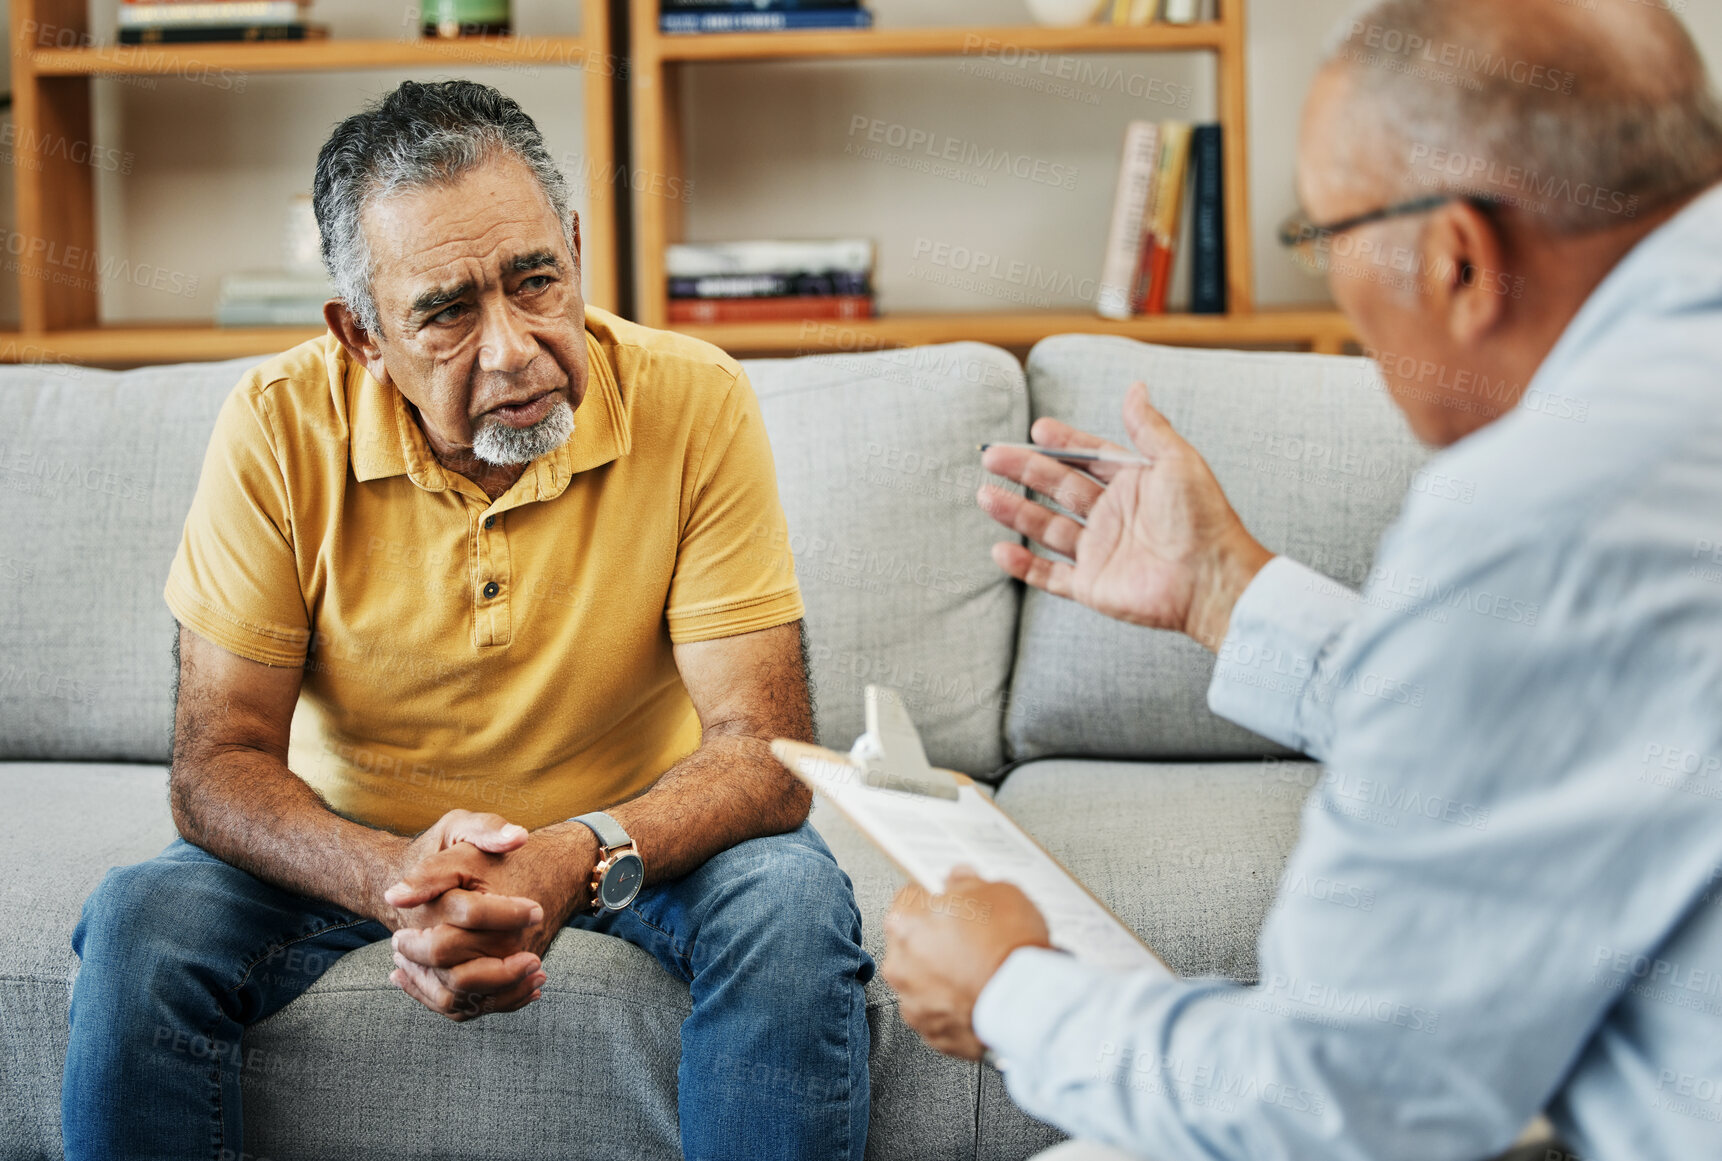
left=773, top=738, right=1168, bottom=976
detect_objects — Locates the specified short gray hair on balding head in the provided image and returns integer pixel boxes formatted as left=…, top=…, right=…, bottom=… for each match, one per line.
left=1324, top=0, right=1722, bottom=232
left=313, top=79, right=574, bottom=334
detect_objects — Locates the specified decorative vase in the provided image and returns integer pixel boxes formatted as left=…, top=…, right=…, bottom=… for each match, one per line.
left=1024, top=0, right=1105, bottom=26
left=422, top=0, right=512, bottom=38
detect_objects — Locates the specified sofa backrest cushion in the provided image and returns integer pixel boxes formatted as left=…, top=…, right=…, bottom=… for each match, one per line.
left=1007, top=336, right=1429, bottom=762
left=0, top=356, right=263, bottom=762
left=749, top=343, right=1028, bottom=775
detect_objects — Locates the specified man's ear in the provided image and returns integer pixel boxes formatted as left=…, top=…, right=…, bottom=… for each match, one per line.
left=1423, top=201, right=1510, bottom=347
left=324, top=299, right=391, bottom=388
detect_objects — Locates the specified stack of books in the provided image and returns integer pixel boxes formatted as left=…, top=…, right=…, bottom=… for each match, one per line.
left=1096, top=121, right=1226, bottom=319
left=661, top=1, right=873, bottom=36
left=667, top=240, right=875, bottom=324
left=216, top=270, right=333, bottom=328
left=1102, top=0, right=1204, bottom=25
left=118, top=1, right=324, bottom=44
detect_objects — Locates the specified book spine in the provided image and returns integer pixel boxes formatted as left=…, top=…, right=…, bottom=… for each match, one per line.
left=118, top=1, right=303, bottom=26
left=1162, top=0, right=1200, bottom=22
left=118, top=23, right=313, bottom=42
left=1189, top=124, right=1226, bottom=315
left=666, top=239, right=875, bottom=278
left=668, top=272, right=872, bottom=299
left=660, top=10, right=874, bottom=32
left=1096, top=121, right=1161, bottom=320
left=661, top=1, right=861, bottom=8
left=1143, top=122, right=1193, bottom=315
left=668, top=295, right=874, bottom=323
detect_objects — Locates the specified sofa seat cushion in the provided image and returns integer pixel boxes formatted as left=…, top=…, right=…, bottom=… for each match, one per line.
left=993, top=758, right=1318, bottom=982
left=1008, top=338, right=1429, bottom=762
left=748, top=344, right=1028, bottom=776
left=0, top=763, right=978, bottom=1160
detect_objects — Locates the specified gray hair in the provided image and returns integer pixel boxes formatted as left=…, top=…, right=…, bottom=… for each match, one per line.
left=1324, top=0, right=1722, bottom=232
left=312, top=80, right=574, bottom=334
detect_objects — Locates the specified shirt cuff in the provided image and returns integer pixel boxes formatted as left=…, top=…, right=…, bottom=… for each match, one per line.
left=1206, top=556, right=1359, bottom=754
left=973, top=946, right=1099, bottom=1064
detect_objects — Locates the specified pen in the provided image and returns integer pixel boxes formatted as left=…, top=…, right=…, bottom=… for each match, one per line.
left=978, top=442, right=1154, bottom=468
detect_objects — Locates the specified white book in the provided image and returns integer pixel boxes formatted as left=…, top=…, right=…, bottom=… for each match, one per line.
left=772, top=687, right=1167, bottom=974
left=1163, top=0, right=1201, bottom=23
left=1096, top=121, right=1162, bottom=320
left=118, top=2, right=305, bottom=28
left=666, top=239, right=874, bottom=278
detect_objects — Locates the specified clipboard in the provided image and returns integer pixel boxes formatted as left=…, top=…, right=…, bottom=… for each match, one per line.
left=773, top=686, right=1168, bottom=975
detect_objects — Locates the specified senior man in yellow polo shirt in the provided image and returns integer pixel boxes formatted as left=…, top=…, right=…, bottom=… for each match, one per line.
left=61, top=80, right=873, bottom=1161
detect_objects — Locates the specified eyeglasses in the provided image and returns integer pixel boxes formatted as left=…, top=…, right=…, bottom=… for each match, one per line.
left=1278, top=193, right=1488, bottom=276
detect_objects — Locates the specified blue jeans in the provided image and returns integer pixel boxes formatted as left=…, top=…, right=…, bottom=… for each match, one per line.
left=63, top=822, right=873, bottom=1160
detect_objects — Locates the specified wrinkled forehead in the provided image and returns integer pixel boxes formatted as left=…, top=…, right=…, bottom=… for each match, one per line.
left=360, top=156, right=567, bottom=289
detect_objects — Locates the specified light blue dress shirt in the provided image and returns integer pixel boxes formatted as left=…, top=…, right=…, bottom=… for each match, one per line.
left=973, top=184, right=1722, bottom=1161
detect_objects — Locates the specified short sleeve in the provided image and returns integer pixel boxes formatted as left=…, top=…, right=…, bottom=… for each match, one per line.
left=664, top=370, right=804, bottom=643
left=164, top=383, right=311, bottom=666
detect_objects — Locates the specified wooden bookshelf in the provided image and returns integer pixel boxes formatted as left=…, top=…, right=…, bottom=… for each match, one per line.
left=4, top=0, right=618, bottom=365
left=629, top=0, right=1352, bottom=355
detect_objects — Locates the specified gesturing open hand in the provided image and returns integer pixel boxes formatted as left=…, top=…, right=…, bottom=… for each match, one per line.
left=978, top=382, right=1272, bottom=652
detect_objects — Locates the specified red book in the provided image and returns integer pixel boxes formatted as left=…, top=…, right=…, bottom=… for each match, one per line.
left=668, top=295, right=874, bottom=324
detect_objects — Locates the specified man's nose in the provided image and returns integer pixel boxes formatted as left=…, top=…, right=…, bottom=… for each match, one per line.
left=476, top=298, right=537, bottom=374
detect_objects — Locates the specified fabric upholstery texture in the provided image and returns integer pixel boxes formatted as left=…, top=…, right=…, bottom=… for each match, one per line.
left=747, top=344, right=1029, bottom=776
left=994, top=759, right=1314, bottom=983
left=0, top=357, right=263, bottom=763
left=1007, top=337, right=1429, bottom=762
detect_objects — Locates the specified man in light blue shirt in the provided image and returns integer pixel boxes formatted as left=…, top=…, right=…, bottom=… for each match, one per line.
left=881, top=2, right=1722, bottom=1159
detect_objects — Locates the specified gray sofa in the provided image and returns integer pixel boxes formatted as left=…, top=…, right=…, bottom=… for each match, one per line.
left=0, top=334, right=1425, bottom=1159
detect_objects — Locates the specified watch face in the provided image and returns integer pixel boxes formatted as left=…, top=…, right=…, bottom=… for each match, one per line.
left=599, top=852, right=645, bottom=910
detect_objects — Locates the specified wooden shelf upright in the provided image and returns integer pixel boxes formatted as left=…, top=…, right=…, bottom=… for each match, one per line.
left=5, top=0, right=620, bottom=366
left=628, top=0, right=1352, bottom=357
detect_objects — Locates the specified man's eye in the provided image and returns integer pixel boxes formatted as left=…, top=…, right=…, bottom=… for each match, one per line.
left=431, top=303, right=466, bottom=324
left=520, top=275, right=553, bottom=292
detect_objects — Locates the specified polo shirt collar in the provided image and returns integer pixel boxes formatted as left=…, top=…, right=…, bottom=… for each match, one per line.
left=347, top=327, right=631, bottom=501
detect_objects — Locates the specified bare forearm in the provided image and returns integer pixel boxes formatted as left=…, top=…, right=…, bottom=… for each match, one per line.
left=608, top=734, right=812, bottom=885
left=170, top=748, right=407, bottom=922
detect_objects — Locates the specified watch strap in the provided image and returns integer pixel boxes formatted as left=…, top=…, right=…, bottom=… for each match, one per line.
left=571, top=811, right=631, bottom=852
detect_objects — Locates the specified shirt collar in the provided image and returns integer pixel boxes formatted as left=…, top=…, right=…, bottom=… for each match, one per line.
left=347, top=326, right=631, bottom=501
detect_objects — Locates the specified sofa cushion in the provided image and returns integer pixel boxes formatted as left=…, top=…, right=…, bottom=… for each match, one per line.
left=993, top=757, right=1319, bottom=982
left=0, top=763, right=978, bottom=1160
left=1008, top=338, right=1428, bottom=762
left=749, top=343, right=1028, bottom=776
left=0, top=357, right=264, bottom=763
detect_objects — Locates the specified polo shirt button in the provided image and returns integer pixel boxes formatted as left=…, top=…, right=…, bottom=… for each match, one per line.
left=484, top=516, right=495, bottom=529
left=483, top=581, right=500, bottom=600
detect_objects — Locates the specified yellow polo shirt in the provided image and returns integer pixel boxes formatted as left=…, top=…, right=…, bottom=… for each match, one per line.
left=165, top=307, right=802, bottom=834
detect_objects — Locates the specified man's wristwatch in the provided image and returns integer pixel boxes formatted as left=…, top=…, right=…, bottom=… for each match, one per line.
left=571, top=812, right=645, bottom=914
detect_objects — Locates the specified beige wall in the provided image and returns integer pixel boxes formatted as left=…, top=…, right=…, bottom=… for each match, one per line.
left=0, top=0, right=1718, bottom=325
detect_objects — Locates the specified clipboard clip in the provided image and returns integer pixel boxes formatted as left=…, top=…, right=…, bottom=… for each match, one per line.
left=846, top=685, right=960, bottom=800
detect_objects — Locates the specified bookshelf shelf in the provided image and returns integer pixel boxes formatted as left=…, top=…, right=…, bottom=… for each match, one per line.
left=28, top=35, right=598, bottom=77
left=628, top=0, right=1329, bottom=356
left=4, top=1, right=618, bottom=364
left=670, top=309, right=1354, bottom=358
left=0, top=325, right=327, bottom=366
left=653, top=21, right=1226, bottom=62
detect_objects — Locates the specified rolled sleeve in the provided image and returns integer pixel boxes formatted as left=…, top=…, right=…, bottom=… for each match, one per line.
left=1207, top=556, right=1359, bottom=760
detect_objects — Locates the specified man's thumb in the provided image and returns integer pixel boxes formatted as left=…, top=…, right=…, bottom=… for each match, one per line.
left=1122, top=382, right=1179, bottom=457
left=443, top=811, right=529, bottom=853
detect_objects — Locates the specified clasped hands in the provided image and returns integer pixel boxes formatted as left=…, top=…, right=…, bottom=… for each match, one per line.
left=379, top=809, right=595, bottom=1022
left=885, top=384, right=1271, bottom=1058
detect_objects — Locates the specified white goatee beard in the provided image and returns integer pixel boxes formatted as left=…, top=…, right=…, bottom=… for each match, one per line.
left=471, top=397, right=576, bottom=466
